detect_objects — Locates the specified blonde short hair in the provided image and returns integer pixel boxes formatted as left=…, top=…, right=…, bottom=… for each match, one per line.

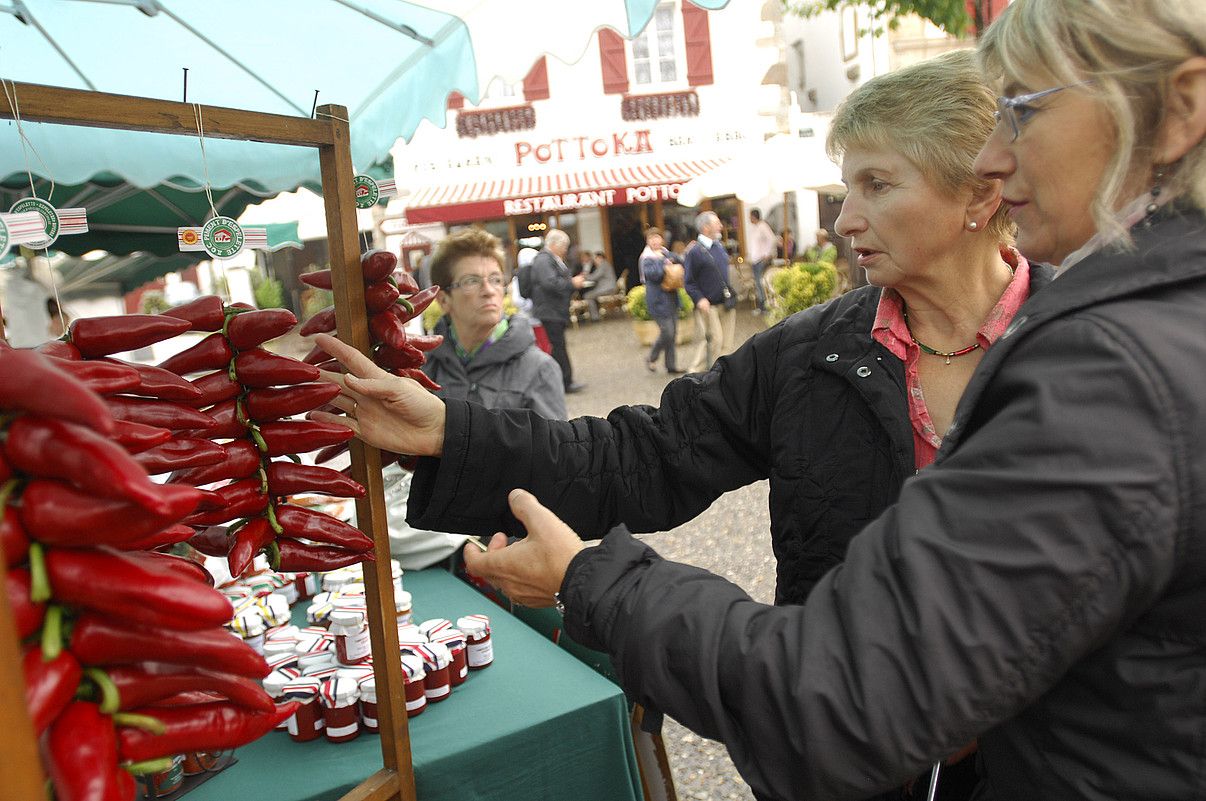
left=827, top=49, right=1012, bottom=243
left=979, top=0, right=1206, bottom=242
left=430, top=228, right=506, bottom=289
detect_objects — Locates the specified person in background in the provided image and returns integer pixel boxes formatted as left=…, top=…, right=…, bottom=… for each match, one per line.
left=530, top=229, right=586, bottom=393
left=583, top=249, right=618, bottom=322
left=639, top=228, right=685, bottom=374
left=511, top=247, right=552, bottom=355
left=574, top=248, right=594, bottom=278
left=805, top=229, right=838, bottom=263
left=780, top=227, right=796, bottom=260
left=747, top=209, right=777, bottom=315
left=45, top=297, right=69, bottom=338
left=683, top=210, right=737, bottom=372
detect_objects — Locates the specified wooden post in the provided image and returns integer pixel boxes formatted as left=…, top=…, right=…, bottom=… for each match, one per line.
left=0, top=537, right=48, bottom=801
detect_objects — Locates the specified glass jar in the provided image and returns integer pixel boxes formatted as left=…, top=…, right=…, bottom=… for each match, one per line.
left=399, top=652, right=428, bottom=718
left=231, top=609, right=266, bottom=655
left=358, top=676, right=379, bottom=733
left=281, top=678, right=324, bottom=742
left=457, top=615, right=494, bottom=669
left=431, top=629, right=468, bottom=686
left=395, top=591, right=413, bottom=629
left=138, top=754, right=184, bottom=797
left=418, top=618, right=452, bottom=639
left=414, top=642, right=452, bottom=702
left=320, top=676, right=361, bottom=744
left=262, top=669, right=299, bottom=730
left=330, top=610, right=372, bottom=666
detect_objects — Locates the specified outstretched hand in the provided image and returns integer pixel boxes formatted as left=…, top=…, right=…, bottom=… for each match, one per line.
left=462, top=489, right=586, bottom=608
left=308, top=332, right=446, bottom=457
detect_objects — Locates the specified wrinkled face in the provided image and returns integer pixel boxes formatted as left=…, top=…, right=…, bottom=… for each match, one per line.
left=439, top=254, right=505, bottom=334
left=974, top=81, right=1120, bottom=265
left=699, top=216, right=722, bottom=240
left=835, top=145, right=973, bottom=288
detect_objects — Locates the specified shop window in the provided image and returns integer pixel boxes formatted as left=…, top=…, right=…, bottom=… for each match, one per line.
left=632, top=4, right=679, bottom=87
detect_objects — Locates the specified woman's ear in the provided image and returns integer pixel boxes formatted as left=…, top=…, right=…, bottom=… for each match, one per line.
left=1155, top=56, right=1206, bottom=165
left=967, top=177, right=1005, bottom=229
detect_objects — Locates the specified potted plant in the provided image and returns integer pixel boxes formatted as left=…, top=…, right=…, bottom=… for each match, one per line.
left=766, top=261, right=838, bottom=326
left=625, top=285, right=694, bottom=346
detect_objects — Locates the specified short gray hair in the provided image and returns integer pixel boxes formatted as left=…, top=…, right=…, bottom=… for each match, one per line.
left=694, top=211, right=719, bottom=231
left=545, top=229, right=570, bottom=250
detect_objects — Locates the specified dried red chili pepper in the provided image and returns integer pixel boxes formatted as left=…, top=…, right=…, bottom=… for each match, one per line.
left=134, top=438, right=226, bottom=475
left=1, top=503, right=31, bottom=567
left=275, top=539, right=373, bottom=572
left=192, top=487, right=225, bottom=511
left=246, top=382, right=342, bottom=421
left=67, top=314, right=192, bottom=358
left=361, top=249, right=397, bottom=282
left=34, top=339, right=82, bottom=360
left=233, top=349, right=320, bottom=388
left=164, top=295, right=226, bottom=332
left=102, top=358, right=204, bottom=403
left=369, top=310, right=408, bottom=350
left=398, top=368, right=442, bottom=391
left=301, top=344, right=330, bottom=366
left=299, top=269, right=333, bottom=290
left=186, top=527, right=231, bottom=558
left=259, top=420, right=353, bottom=456
left=105, top=664, right=274, bottom=712
left=168, top=440, right=259, bottom=486
left=50, top=359, right=142, bottom=395
left=394, top=270, right=420, bottom=294
left=197, top=398, right=248, bottom=440
left=47, top=701, right=124, bottom=801
left=313, top=441, right=350, bottom=464
left=70, top=613, right=270, bottom=678
left=189, top=369, right=241, bottom=407
left=111, top=524, right=194, bottom=552
left=397, top=285, right=440, bottom=321
left=111, top=420, right=173, bottom=454
left=116, top=550, right=214, bottom=588
left=23, top=646, right=82, bottom=734
left=227, top=518, right=276, bottom=577
left=225, top=308, right=297, bottom=350
left=7, top=568, right=44, bottom=639
left=275, top=504, right=373, bottom=552
left=374, top=343, right=425, bottom=371
left=106, top=395, right=217, bottom=431
left=0, top=451, right=10, bottom=483
left=19, top=479, right=203, bottom=547
left=265, top=462, right=365, bottom=499
left=0, top=347, right=115, bottom=434
left=299, top=305, right=337, bottom=336
left=313, top=359, right=344, bottom=374
left=365, top=280, right=401, bottom=313
left=46, top=547, right=232, bottom=630
left=406, top=333, right=444, bottom=352
left=5, top=416, right=170, bottom=512
left=182, top=478, right=268, bottom=526
left=118, top=701, right=298, bottom=763
left=156, top=332, right=234, bottom=376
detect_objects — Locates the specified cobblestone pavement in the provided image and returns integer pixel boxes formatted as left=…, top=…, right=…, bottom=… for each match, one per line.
left=564, top=305, right=774, bottom=801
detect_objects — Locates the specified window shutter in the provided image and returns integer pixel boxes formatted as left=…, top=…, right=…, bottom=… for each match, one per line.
left=682, top=1, right=714, bottom=87
left=598, top=28, right=629, bottom=95
left=523, top=56, right=550, bottom=102
left=446, top=91, right=465, bottom=110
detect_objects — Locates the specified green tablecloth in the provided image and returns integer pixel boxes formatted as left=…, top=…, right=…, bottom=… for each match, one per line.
left=187, top=570, right=642, bottom=801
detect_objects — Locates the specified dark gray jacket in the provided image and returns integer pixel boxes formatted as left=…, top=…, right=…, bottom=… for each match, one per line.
left=529, top=248, right=575, bottom=324
left=421, top=314, right=565, bottom=421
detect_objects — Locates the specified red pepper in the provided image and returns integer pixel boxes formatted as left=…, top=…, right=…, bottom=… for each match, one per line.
left=110, top=523, right=194, bottom=552
left=46, top=547, right=231, bottom=630
left=120, top=551, right=214, bottom=587
left=374, top=343, right=426, bottom=371
left=0, top=450, right=10, bottom=483
left=313, top=359, right=344, bottom=374
left=102, top=358, right=204, bottom=403
left=164, top=295, right=226, bottom=332
left=1, top=505, right=31, bottom=567
left=190, top=369, right=242, bottom=407
left=227, top=518, right=276, bottom=577
left=67, top=314, right=192, bottom=358
left=233, top=349, right=320, bottom=388
left=112, top=420, right=173, bottom=454
left=265, top=462, right=365, bottom=499
left=260, top=420, right=353, bottom=456
left=246, top=382, right=342, bottom=421
left=397, top=285, right=440, bottom=320
left=156, top=332, right=233, bottom=376
left=394, top=270, right=420, bottom=294
left=182, top=478, right=268, bottom=526
left=23, top=646, right=82, bottom=734
left=134, top=438, right=226, bottom=475
left=34, top=339, right=82, bottom=360
left=19, top=479, right=203, bottom=547
left=198, top=398, right=248, bottom=440
left=313, top=441, right=350, bottom=464
left=225, top=308, right=297, bottom=350
left=406, top=333, right=445, bottom=352
left=193, top=487, right=225, bottom=511
left=47, top=701, right=123, bottom=801
left=275, top=504, right=373, bottom=551
left=168, top=440, right=260, bottom=486
left=118, top=701, right=298, bottom=763
left=7, top=568, right=44, bottom=639
left=105, top=664, right=273, bottom=713
left=302, top=343, right=331, bottom=365
left=299, top=305, right=337, bottom=337
left=398, top=367, right=442, bottom=391
left=275, top=539, right=373, bottom=572
left=50, top=358, right=142, bottom=395
left=369, top=310, right=408, bottom=350
left=299, top=269, right=333, bottom=290
left=361, top=249, right=397, bottom=282
left=5, top=416, right=171, bottom=513
left=186, top=527, right=231, bottom=558
left=365, top=280, right=401, bottom=313
left=0, top=347, right=116, bottom=434
left=70, top=613, right=270, bottom=678
left=106, top=395, right=217, bottom=431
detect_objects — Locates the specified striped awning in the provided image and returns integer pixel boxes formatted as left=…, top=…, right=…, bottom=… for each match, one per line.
left=404, top=158, right=729, bottom=224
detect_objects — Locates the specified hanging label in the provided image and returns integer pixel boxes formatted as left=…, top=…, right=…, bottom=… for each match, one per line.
left=0, top=211, right=52, bottom=259
left=179, top=218, right=269, bottom=259
left=353, top=175, right=398, bottom=209
left=7, top=198, right=89, bottom=249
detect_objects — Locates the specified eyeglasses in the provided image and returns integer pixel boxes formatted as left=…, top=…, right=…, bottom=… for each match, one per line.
left=447, top=273, right=505, bottom=292
left=994, top=83, right=1082, bottom=142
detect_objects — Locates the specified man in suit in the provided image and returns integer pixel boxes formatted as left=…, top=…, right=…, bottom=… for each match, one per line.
left=683, top=211, right=737, bottom=372
left=530, top=229, right=586, bottom=393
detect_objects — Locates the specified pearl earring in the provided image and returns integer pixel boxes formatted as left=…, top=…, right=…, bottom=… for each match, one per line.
left=967, top=221, right=978, bottom=231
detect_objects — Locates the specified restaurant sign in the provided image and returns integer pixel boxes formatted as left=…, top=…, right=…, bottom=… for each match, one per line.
left=503, top=183, right=681, bottom=215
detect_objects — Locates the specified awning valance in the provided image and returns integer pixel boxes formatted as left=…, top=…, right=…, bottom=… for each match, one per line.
left=404, top=158, right=729, bottom=224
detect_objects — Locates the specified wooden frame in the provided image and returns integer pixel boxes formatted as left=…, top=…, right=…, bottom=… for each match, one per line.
left=0, top=81, right=416, bottom=801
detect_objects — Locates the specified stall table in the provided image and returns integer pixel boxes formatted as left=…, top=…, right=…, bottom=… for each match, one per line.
left=189, top=569, right=643, bottom=801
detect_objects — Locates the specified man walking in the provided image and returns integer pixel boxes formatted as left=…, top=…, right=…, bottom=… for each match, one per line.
left=748, top=208, right=776, bottom=315
left=683, top=211, right=736, bottom=373
left=530, top=229, right=586, bottom=393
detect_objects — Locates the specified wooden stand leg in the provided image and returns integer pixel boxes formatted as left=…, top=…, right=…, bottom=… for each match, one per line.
left=631, top=704, right=678, bottom=801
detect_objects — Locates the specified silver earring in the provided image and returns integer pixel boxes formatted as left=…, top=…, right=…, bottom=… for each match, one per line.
left=967, top=221, right=978, bottom=231
left=1146, top=165, right=1165, bottom=215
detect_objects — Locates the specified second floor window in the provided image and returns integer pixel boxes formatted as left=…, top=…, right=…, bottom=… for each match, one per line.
left=633, top=4, right=678, bottom=85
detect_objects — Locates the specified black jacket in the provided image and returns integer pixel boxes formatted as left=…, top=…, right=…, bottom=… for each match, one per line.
left=529, top=248, right=575, bottom=324
left=554, top=206, right=1206, bottom=800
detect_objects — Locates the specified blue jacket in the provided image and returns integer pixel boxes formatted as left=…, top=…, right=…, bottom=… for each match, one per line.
left=683, top=238, right=731, bottom=305
left=640, top=249, right=682, bottom=320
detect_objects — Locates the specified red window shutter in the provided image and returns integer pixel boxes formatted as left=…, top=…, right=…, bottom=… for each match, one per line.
left=523, top=56, right=550, bottom=102
left=598, top=28, right=629, bottom=95
left=447, top=91, right=465, bottom=110
left=682, top=1, right=714, bottom=87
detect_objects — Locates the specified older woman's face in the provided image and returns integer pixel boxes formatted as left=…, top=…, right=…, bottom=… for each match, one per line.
left=835, top=146, right=974, bottom=289
left=440, top=254, right=505, bottom=334
left=974, top=82, right=1119, bottom=265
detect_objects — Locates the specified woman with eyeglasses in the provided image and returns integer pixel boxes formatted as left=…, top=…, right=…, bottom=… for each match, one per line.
left=422, top=228, right=566, bottom=420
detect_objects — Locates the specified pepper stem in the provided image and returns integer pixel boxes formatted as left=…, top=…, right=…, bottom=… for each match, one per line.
left=0, top=477, right=21, bottom=509
left=265, top=502, right=283, bottom=535
left=397, top=297, right=415, bottom=316
left=27, top=542, right=51, bottom=603
left=123, top=757, right=175, bottom=776
left=40, top=605, right=63, bottom=660
left=250, top=426, right=269, bottom=454
left=85, top=667, right=122, bottom=715
left=266, top=540, right=281, bottom=570
left=113, top=712, right=167, bottom=735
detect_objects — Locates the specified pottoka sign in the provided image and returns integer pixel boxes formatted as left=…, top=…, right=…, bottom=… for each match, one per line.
left=514, top=130, right=654, bottom=166
left=503, top=183, right=681, bottom=215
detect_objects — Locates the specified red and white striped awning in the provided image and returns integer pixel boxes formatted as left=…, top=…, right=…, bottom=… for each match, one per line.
left=404, top=158, right=729, bottom=225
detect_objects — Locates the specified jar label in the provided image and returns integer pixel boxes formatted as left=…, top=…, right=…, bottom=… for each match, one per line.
left=468, top=639, right=494, bottom=668
left=343, top=627, right=372, bottom=662
left=424, top=683, right=451, bottom=700
left=325, top=719, right=360, bottom=738
left=460, top=664, right=468, bottom=679
left=405, top=695, right=427, bottom=711
left=363, top=715, right=378, bottom=728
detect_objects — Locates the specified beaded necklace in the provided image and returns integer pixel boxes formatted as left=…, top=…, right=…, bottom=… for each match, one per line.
left=902, top=308, right=979, bottom=365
